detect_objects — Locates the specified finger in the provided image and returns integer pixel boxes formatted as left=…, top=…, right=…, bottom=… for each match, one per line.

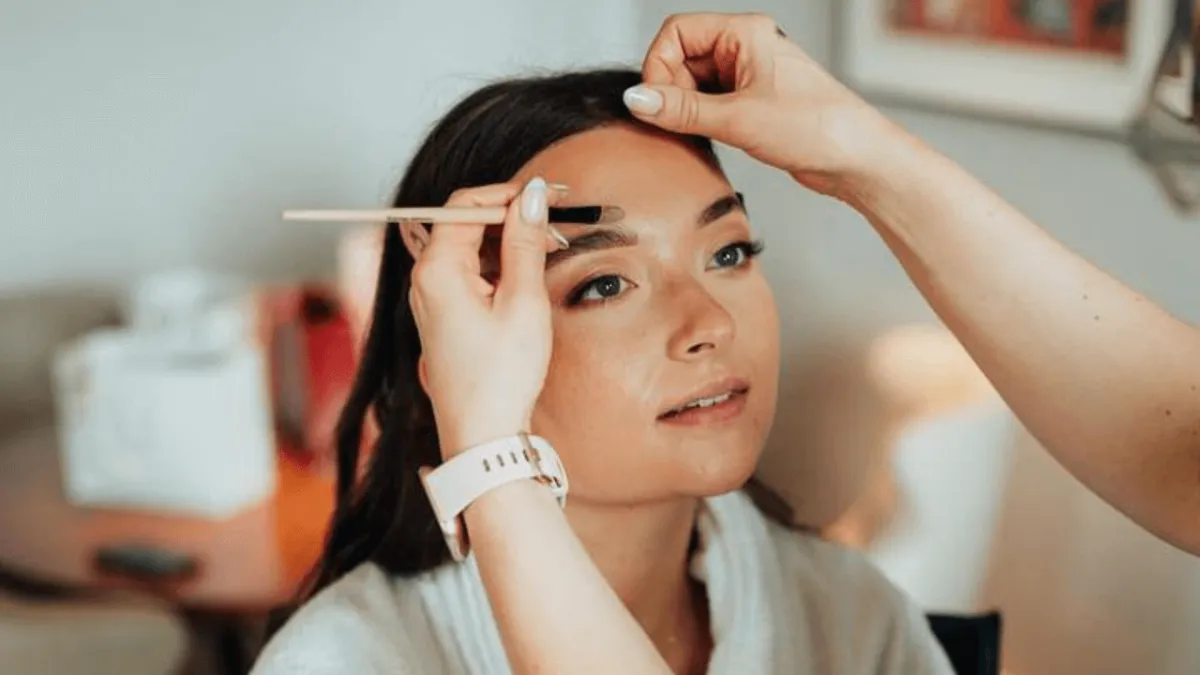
left=642, top=13, right=732, bottom=86
left=413, top=182, right=521, bottom=304
left=423, top=182, right=523, bottom=266
left=644, top=13, right=781, bottom=91
left=495, top=177, right=550, bottom=308
left=684, top=56, right=719, bottom=88
left=623, top=83, right=738, bottom=137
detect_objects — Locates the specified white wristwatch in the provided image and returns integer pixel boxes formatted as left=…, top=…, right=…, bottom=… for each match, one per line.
left=419, top=432, right=569, bottom=562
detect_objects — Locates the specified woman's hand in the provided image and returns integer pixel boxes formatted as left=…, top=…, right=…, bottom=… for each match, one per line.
left=625, top=12, right=904, bottom=195
left=407, top=184, right=673, bottom=675
left=407, top=178, right=558, bottom=458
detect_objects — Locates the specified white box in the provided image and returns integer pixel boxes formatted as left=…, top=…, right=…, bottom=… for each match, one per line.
left=52, top=328, right=277, bottom=518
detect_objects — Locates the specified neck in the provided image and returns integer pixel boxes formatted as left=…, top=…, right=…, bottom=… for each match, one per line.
left=566, top=497, right=711, bottom=673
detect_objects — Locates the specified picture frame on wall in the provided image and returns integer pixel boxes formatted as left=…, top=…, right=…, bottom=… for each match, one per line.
left=836, top=1, right=1176, bottom=135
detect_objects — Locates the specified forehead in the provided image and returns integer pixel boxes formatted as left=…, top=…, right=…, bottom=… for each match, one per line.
left=511, top=125, right=729, bottom=214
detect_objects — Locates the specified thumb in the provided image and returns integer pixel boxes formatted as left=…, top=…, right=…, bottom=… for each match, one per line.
left=623, top=84, right=736, bottom=137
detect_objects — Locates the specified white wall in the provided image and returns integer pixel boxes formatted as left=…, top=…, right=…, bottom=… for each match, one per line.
left=636, top=2, right=1200, bottom=674
left=0, top=0, right=639, bottom=291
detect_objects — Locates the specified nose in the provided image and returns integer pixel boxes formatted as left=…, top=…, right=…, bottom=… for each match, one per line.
left=665, top=279, right=736, bottom=360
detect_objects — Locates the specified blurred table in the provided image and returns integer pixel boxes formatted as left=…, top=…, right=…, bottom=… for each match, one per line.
left=0, top=425, right=336, bottom=671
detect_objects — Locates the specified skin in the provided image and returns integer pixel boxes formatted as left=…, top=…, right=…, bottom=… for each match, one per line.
left=411, top=126, right=777, bottom=674
left=626, top=11, right=1200, bottom=557
left=407, top=9, right=1200, bottom=675
left=524, top=126, right=779, bottom=505
left=517, top=125, right=779, bottom=671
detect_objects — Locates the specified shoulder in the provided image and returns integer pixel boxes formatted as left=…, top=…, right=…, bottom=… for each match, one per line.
left=764, top=520, right=954, bottom=674
left=251, top=563, right=444, bottom=675
left=767, top=519, right=906, bottom=606
left=714, top=490, right=915, bottom=618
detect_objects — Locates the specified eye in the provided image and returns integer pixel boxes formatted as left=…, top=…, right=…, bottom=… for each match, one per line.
left=567, top=274, right=632, bottom=306
left=708, top=240, right=765, bottom=270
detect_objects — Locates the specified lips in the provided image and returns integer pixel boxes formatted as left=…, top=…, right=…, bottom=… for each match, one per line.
left=658, top=377, right=751, bottom=420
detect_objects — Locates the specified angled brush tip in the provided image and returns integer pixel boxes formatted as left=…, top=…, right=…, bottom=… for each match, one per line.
left=547, top=205, right=625, bottom=225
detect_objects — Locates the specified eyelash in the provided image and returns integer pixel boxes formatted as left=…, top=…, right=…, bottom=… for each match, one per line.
left=565, top=239, right=766, bottom=307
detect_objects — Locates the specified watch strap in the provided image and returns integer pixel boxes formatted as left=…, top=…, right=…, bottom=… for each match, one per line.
left=419, top=433, right=568, bottom=561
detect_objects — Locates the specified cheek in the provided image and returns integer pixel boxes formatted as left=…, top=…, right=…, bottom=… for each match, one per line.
left=531, top=315, right=666, bottom=497
left=747, top=280, right=781, bottom=355
left=537, top=316, right=661, bottom=426
left=727, top=277, right=781, bottom=421
left=721, top=273, right=780, bottom=355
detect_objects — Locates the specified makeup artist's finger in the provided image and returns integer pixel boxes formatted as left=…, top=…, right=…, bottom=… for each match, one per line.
left=685, top=56, right=721, bottom=88
left=642, top=12, right=730, bottom=86
left=625, top=83, right=738, bottom=137
left=643, top=13, right=777, bottom=92
left=495, top=177, right=550, bottom=307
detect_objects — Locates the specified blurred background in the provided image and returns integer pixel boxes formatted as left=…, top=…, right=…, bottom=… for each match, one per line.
left=3, top=1, right=1200, bottom=674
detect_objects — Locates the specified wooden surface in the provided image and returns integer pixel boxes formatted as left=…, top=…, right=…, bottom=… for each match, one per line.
left=0, top=426, right=335, bottom=613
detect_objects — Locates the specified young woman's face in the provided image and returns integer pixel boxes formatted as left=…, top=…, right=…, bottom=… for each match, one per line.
left=511, top=125, right=780, bottom=505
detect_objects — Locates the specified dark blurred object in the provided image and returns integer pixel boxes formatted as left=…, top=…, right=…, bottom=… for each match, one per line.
left=1094, top=0, right=1128, bottom=29
left=1130, top=0, right=1200, bottom=212
left=93, top=544, right=199, bottom=581
left=927, top=611, right=1003, bottom=675
left=264, top=285, right=355, bottom=473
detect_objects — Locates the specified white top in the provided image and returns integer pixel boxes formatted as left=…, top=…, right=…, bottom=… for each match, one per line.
left=252, top=490, right=954, bottom=675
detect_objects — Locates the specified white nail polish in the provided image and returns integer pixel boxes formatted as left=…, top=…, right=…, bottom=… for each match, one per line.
left=623, top=86, right=663, bottom=115
left=522, top=177, right=547, bottom=224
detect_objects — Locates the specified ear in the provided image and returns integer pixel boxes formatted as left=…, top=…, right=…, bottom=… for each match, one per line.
left=398, top=222, right=431, bottom=260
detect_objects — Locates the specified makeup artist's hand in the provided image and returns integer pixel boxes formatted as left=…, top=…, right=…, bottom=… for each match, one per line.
left=625, top=12, right=905, bottom=195
left=408, top=178, right=557, bottom=458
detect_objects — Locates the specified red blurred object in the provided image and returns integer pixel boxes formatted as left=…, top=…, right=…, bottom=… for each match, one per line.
left=890, top=0, right=1128, bottom=57
left=260, top=285, right=356, bottom=474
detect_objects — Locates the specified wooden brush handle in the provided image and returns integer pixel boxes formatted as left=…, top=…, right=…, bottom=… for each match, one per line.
left=283, top=207, right=510, bottom=224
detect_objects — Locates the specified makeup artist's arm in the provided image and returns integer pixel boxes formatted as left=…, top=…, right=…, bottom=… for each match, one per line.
left=626, top=11, right=1200, bottom=555
left=410, top=179, right=671, bottom=675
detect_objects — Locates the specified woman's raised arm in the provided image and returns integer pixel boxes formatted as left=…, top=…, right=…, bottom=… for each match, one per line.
left=409, top=179, right=671, bottom=675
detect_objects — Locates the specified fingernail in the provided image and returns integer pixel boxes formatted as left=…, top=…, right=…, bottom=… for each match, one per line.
left=521, top=176, right=547, bottom=224
left=623, top=86, right=663, bottom=115
left=548, top=226, right=570, bottom=250
left=547, top=182, right=570, bottom=194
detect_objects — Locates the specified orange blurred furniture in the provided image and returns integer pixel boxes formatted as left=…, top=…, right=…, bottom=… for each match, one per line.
left=0, top=426, right=335, bottom=672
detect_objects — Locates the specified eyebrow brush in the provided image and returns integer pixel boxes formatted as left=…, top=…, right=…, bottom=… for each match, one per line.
left=282, top=205, right=624, bottom=226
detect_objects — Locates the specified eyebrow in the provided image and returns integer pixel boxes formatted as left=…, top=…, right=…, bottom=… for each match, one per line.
left=545, top=192, right=746, bottom=269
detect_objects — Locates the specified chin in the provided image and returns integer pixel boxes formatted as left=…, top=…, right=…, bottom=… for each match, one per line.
left=672, top=441, right=763, bottom=498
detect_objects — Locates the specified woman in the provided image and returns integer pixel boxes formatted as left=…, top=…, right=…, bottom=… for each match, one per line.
left=253, top=67, right=953, bottom=674
left=614, top=12, right=1200, bottom=556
